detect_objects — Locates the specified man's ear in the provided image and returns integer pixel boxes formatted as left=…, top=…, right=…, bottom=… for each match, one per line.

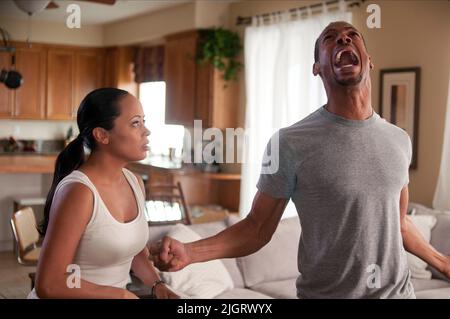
left=92, top=127, right=110, bottom=145
left=313, top=62, right=321, bottom=76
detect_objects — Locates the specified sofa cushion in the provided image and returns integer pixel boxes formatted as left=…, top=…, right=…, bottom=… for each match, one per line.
left=415, top=288, right=450, bottom=299
left=250, top=278, right=297, bottom=299
left=159, top=223, right=234, bottom=298
left=237, top=216, right=300, bottom=287
left=411, top=278, right=450, bottom=292
left=189, top=219, right=245, bottom=288
left=215, top=288, right=273, bottom=299
left=406, top=215, right=437, bottom=279
left=408, top=202, right=450, bottom=216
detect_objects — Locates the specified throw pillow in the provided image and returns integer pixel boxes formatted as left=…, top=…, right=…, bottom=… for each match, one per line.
left=406, top=215, right=437, bottom=279
left=237, top=216, right=300, bottom=287
left=159, top=223, right=234, bottom=298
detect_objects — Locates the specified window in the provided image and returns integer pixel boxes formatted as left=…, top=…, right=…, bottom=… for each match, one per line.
left=139, top=82, right=184, bottom=158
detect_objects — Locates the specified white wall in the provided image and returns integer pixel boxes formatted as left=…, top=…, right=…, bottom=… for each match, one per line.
left=0, top=120, right=76, bottom=140
left=195, top=0, right=232, bottom=29
left=0, top=16, right=104, bottom=47
left=103, top=2, right=196, bottom=46
left=103, top=1, right=234, bottom=46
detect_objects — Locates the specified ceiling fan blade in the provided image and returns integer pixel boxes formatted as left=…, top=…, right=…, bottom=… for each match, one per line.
left=83, top=0, right=116, bottom=5
left=45, top=1, right=59, bottom=9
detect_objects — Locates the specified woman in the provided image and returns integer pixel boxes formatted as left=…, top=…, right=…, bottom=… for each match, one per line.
left=29, top=88, right=178, bottom=299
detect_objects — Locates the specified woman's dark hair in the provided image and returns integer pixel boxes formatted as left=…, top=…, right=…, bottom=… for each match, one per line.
left=39, top=88, right=129, bottom=236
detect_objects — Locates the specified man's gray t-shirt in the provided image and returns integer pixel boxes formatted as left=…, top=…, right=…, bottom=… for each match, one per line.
left=257, top=105, right=415, bottom=299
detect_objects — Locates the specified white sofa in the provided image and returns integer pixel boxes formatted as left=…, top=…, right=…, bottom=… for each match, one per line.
left=141, top=207, right=450, bottom=299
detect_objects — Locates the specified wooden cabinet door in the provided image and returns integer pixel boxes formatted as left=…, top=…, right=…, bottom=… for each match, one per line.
left=103, top=47, right=119, bottom=88
left=103, top=47, right=137, bottom=96
left=210, top=67, right=239, bottom=129
left=194, top=65, right=240, bottom=129
left=0, top=51, right=13, bottom=118
left=46, top=49, right=74, bottom=120
left=13, top=44, right=46, bottom=119
left=196, top=63, right=239, bottom=130
left=74, top=49, right=104, bottom=115
left=164, top=31, right=197, bottom=127
left=195, top=63, right=213, bottom=126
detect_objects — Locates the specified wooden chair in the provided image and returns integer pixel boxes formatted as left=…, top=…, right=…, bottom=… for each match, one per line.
left=145, top=182, right=192, bottom=225
left=10, top=207, right=41, bottom=266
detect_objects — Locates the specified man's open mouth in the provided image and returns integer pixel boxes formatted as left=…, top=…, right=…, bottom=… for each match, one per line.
left=333, top=48, right=359, bottom=70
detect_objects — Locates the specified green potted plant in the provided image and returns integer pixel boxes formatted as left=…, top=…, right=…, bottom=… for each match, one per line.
left=196, top=28, right=243, bottom=81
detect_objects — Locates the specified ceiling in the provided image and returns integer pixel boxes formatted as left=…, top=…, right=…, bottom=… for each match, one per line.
left=0, top=0, right=192, bottom=25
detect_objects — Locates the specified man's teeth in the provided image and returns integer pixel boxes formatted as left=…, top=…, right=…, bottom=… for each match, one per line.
left=336, top=50, right=343, bottom=63
left=335, top=50, right=357, bottom=64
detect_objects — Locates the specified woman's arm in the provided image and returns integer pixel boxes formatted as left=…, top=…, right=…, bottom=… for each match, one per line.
left=131, top=248, right=178, bottom=298
left=35, top=183, right=137, bottom=299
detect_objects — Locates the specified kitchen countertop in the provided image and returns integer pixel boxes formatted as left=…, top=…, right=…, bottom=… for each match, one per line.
left=0, top=154, right=240, bottom=180
left=0, top=154, right=57, bottom=173
left=128, top=156, right=241, bottom=181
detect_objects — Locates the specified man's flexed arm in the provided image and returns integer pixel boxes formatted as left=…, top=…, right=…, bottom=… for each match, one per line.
left=149, top=191, right=288, bottom=272
left=400, top=186, right=450, bottom=279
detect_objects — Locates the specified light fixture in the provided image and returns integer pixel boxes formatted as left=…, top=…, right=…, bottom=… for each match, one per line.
left=12, top=0, right=51, bottom=15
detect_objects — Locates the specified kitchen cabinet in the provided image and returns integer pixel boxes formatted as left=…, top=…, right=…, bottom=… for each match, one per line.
left=104, top=47, right=119, bottom=88
left=164, top=30, right=239, bottom=129
left=74, top=49, right=104, bottom=113
left=47, top=47, right=104, bottom=120
left=195, top=62, right=239, bottom=129
left=0, top=51, right=13, bottom=118
left=1, top=42, right=105, bottom=120
left=164, top=31, right=197, bottom=126
left=13, top=43, right=46, bottom=119
left=46, top=49, right=75, bottom=120
left=103, top=46, right=138, bottom=97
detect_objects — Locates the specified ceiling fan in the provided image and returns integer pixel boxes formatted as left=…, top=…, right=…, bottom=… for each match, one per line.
left=13, top=0, right=117, bottom=15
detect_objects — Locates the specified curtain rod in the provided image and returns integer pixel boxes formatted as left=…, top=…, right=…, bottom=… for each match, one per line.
left=235, top=0, right=366, bottom=26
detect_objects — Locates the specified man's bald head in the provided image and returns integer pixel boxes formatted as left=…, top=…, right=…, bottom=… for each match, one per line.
left=314, top=21, right=367, bottom=63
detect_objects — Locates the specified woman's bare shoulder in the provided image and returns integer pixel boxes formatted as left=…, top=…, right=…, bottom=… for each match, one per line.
left=131, top=172, right=146, bottom=196
left=50, top=181, right=94, bottom=224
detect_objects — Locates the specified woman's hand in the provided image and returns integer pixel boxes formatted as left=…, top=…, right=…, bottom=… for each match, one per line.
left=154, top=284, right=179, bottom=299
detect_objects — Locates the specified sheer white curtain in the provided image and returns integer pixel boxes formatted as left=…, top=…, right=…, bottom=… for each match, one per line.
left=239, top=5, right=352, bottom=218
left=433, top=74, right=450, bottom=211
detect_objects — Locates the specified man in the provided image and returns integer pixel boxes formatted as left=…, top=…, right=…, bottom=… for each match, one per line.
left=150, top=22, right=450, bottom=298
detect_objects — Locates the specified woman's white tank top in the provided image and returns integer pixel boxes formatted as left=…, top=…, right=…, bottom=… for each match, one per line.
left=28, top=168, right=149, bottom=298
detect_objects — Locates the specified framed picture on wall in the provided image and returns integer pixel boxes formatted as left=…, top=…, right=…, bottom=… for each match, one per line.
left=379, top=67, right=420, bottom=169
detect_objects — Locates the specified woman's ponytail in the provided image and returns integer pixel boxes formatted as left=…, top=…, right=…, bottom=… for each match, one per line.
left=39, top=135, right=85, bottom=236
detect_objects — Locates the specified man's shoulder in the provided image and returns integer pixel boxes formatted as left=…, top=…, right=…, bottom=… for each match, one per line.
left=279, top=107, right=324, bottom=137
left=376, top=116, right=411, bottom=142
